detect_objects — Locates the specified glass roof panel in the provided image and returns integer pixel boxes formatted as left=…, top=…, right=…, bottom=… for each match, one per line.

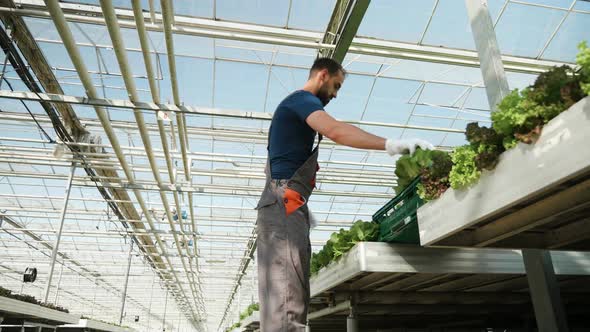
left=264, top=66, right=308, bottom=113
left=325, top=74, right=374, bottom=120
left=174, top=0, right=214, bottom=18
left=494, top=2, right=566, bottom=57
left=213, top=60, right=268, bottom=111
left=342, top=54, right=383, bottom=74
left=173, top=35, right=215, bottom=58
left=176, top=57, right=215, bottom=107
left=518, top=0, right=573, bottom=8
left=422, top=0, right=476, bottom=50
left=575, top=1, right=590, bottom=11
left=420, top=82, right=471, bottom=106
left=464, top=87, right=492, bottom=111
left=375, top=58, right=484, bottom=86
left=214, top=40, right=274, bottom=64
left=506, top=71, right=539, bottom=89
left=357, top=0, right=436, bottom=43
left=287, top=0, right=336, bottom=31
left=361, top=77, right=422, bottom=124
left=272, top=46, right=316, bottom=67
left=542, top=12, right=590, bottom=62
left=216, top=0, right=290, bottom=27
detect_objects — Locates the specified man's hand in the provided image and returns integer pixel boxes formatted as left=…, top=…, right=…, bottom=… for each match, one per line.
left=385, top=138, right=434, bottom=156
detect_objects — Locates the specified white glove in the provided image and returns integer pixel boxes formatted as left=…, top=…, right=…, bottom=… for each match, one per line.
left=385, top=138, right=434, bottom=156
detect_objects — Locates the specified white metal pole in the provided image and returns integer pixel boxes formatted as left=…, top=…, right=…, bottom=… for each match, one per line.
left=119, top=239, right=134, bottom=325
left=346, top=302, right=358, bottom=332
left=53, top=262, right=65, bottom=303
left=162, top=290, right=169, bottom=331
left=43, top=2, right=198, bottom=325
left=147, top=274, right=155, bottom=330
left=523, top=249, right=569, bottom=332
left=464, top=0, right=510, bottom=111
left=43, top=162, right=76, bottom=303
left=91, top=276, right=98, bottom=317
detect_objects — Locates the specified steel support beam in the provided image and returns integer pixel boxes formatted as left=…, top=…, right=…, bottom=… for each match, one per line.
left=0, top=89, right=464, bottom=134
left=53, top=262, right=64, bottom=303
left=0, top=168, right=393, bottom=198
left=320, top=0, right=370, bottom=63
left=0, top=0, right=572, bottom=74
left=100, top=0, right=202, bottom=321
left=0, top=0, right=86, bottom=139
left=308, top=300, right=351, bottom=320
left=522, top=249, right=569, bottom=332
left=43, top=162, right=76, bottom=303
left=0, top=0, right=176, bottom=309
left=43, top=0, right=202, bottom=322
left=465, top=0, right=510, bottom=111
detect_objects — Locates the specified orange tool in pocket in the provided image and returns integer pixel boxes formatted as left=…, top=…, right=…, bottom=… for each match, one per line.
left=283, top=188, right=305, bottom=217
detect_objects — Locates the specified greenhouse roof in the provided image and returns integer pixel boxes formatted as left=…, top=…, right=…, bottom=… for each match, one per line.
left=0, top=0, right=587, bottom=331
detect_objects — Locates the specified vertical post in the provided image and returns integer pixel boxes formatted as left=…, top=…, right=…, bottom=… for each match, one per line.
left=44, top=163, right=76, bottom=303
left=465, top=0, right=510, bottom=111
left=346, top=316, right=358, bottom=332
left=119, top=239, right=134, bottom=325
left=91, top=276, right=98, bottom=317
left=162, top=289, right=169, bottom=332
left=346, top=300, right=358, bottom=332
left=53, top=262, right=65, bottom=303
left=522, top=249, right=569, bottom=332
left=147, top=274, right=156, bottom=330
left=237, top=285, right=241, bottom=322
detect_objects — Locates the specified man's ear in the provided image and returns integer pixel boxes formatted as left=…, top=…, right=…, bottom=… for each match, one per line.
left=318, top=69, right=329, bottom=83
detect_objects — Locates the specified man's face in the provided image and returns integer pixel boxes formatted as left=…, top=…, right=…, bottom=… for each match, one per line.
left=317, top=70, right=345, bottom=106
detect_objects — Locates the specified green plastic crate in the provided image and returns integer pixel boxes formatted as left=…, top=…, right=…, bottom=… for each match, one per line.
left=372, top=177, right=424, bottom=244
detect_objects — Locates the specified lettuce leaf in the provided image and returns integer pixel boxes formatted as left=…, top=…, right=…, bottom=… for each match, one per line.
left=310, top=220, right=378, bottom=275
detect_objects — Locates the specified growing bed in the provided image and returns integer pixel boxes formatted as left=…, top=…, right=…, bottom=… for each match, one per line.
left=418, top=97, right=590, bottom=250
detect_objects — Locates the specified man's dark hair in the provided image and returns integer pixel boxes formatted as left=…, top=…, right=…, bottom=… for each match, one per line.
left=309, top=57, right=346, bottom=78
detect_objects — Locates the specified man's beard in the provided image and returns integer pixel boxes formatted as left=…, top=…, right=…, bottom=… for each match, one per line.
left=317, top=86, right=331, bottom=106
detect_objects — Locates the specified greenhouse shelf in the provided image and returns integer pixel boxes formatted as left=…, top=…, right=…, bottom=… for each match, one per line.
left=240, top=311, right=259, bottom=332
left=58, top=319, right=134, bottom=332
left=0, top=296, right=80, bottom=325
left=307, top=242, right=590, bottom=330
left=418, top=97, right=590, bottom=250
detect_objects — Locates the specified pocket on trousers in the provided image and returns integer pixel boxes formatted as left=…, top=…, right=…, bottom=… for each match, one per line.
left=255, top=195, right=277, bottom=210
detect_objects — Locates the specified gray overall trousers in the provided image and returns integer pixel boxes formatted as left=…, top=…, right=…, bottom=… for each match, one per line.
left=256, top=136, right=322, bottom=331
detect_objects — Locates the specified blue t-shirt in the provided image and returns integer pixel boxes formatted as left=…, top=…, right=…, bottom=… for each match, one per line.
left=268, top=90, right=324, bottom=179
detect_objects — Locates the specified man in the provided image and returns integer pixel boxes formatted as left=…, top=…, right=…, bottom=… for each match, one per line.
left=256, top=58, right=433, bottom=331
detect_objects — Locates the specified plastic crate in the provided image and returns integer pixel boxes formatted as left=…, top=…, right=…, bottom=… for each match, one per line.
left=372, top=177, right=424, bottom=244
